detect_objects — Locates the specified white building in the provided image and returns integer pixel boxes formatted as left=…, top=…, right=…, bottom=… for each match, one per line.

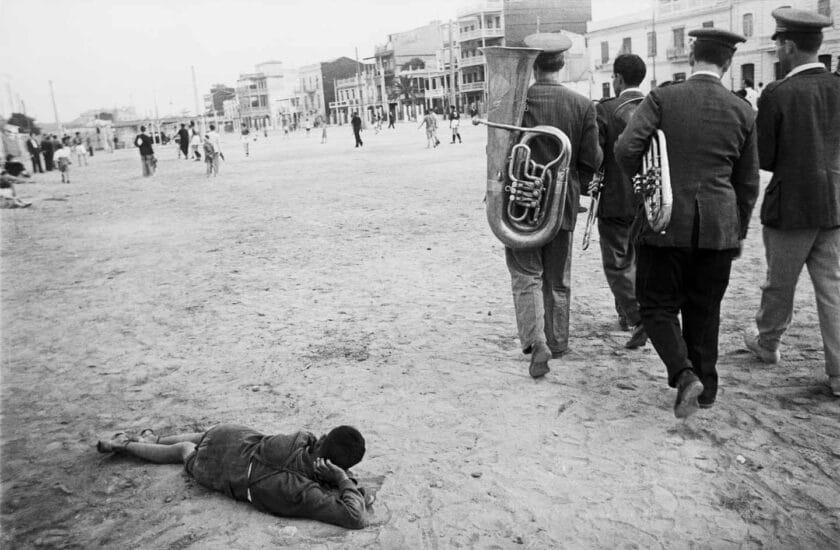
left=236, top=61, right=299, bottom=130
left=587, top=0, right=839, bottom=100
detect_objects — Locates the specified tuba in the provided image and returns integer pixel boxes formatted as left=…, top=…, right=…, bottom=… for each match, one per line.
left=632, top=129, right=673, bottom=233
left=472, top=47, right=572, bottom=249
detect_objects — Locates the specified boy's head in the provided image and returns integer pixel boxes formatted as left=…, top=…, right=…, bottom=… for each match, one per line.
left=318, top=426, right=365, bottom=469
left=210, top=124, right=216, bottom=131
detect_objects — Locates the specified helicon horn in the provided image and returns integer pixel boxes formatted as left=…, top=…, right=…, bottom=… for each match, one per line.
left=472, top=46, right=572, bottom=249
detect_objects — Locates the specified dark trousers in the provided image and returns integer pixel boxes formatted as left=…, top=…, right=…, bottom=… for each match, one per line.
left=31, top=154, right=43, bottom=173
left=353, top=129, right=363, bottom=147
left=44, top=152, right=54, bottom=171
left=636, top=245, right=735, bottom=401
left=180, top=143, right=189, bottom=158
left=598, top=217, right=640, bottom=326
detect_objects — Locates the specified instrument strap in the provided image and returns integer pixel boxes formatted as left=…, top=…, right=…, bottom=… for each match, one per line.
left=615, top=96, right=644, bottom=114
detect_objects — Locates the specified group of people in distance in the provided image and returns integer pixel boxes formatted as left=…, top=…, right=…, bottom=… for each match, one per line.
left=509, top=7, right=839, bottom=422
left=94, top=6, right=838, bottom=532
left=134, top=123, right=223, bottom=178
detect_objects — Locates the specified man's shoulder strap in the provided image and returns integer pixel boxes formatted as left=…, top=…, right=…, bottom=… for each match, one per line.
left=615, top=96, right=644, bottom=113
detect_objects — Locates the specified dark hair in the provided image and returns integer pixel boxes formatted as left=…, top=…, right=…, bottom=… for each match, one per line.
left=743, top=77, right=753, bottom=88
left=140, top=125, right=146, bottom=131
left=778, top=31, right=823, bottom=53
left=534, top=51, right=565, bottom=72
left=209, top=124, right=216, bottom=131
left=613, top=54, right=646, bottom=86
left=692, top=40, right=733, bottom=67
left=322, top=426, right=365, bottom=469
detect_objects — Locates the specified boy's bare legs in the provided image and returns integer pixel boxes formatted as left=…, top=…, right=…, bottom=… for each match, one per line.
left=97, top=432, right=204, bottom=463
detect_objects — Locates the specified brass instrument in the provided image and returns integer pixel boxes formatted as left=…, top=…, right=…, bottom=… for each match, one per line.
left=581, top=168, right=604, bottom=250
left=632, top=129, right=673, bottom=233
left=472, top=46, right=572, bottom=250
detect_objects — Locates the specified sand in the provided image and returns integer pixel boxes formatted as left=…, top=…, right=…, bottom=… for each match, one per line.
left=2, top=122, right=838, bottom=549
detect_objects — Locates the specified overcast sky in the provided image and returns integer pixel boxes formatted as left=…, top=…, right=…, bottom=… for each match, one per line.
left=0, top=0, right=647, bottom=123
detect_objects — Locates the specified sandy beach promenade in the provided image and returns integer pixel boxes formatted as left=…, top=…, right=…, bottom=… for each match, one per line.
left=2, top=122, right=838, bottom=549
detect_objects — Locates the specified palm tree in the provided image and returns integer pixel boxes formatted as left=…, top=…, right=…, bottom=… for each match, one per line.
left=392, top=75, right=420, bottom=120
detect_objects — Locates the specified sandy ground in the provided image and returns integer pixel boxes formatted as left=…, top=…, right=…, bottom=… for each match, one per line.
left=1, top=121, right=839, bottom=549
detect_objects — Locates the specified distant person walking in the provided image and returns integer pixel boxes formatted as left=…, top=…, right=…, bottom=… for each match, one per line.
left=418, top=110, right=440, bottom=148
left=134, top=125, right=156, bottom=177
left=190, top=130, right=202, bottom=161
left=53, top=144, right=72, bottom=183
left=177, top=124, right=190, bottom=160
left=203, top=135, right=217, bottom=177
left=241, top=123, right=251, bottom=156
left=388, top=111, right=395, bottom=129
left=351, top=112, right=363, bottom=148
left=26, top=134, right=43, bottom=173
left=72, top=132, right=88, bottom=166
left=41, top=135, right=54, bottom=171
left=207, top=124, right=222, bottom=174
left=448, top=106, right=462, bottom=144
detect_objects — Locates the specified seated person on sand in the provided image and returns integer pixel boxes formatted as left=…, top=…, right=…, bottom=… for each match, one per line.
left=1, top=155, right=32, bottom=207
left=96, top=423, right=371, bottom=529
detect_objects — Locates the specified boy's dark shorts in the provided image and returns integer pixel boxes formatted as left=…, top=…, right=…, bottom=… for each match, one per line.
left=184, top=424, right=264, bottom=499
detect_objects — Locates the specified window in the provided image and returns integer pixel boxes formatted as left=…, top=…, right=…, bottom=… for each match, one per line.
left=673, top=72, right=686, bottom=82
left=259, top=95, right=267, bottom=107
left=702, top=20, right=714, bottom=28
left=602, top=82, right=611, bottom=99
left=647, top=32, right=657, bottom=57
left=741, top=63, right=755, bottom=84
left=600, top=41, right=609, bottom=64
left=622, top=37, right=632, bottom=54
left=819, top=54, right=832, bottom=71
left=650, top=79, right=657, bottom=88
left=743, top=13, right=753, bottom=37
left=818, top=0, right=831, bottom=17
left=673, top=27, right=685, bottom=50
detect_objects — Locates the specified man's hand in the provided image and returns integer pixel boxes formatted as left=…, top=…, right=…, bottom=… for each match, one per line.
left=587, top=178, right=601, bottom=196
left=314, top=457, right=348, bottom=486
left=734, top=239, right=745, bottom=259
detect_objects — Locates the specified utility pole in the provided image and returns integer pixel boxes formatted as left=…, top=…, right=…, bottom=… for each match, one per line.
left=191, top=65, right=204, bottom=135
left=355, top=46, right=366, bottom=128
left=49, top=80, right=62, bottom=133
left=651, top=3, right=657, bottom=86
left=378, top=58, right=387, bottom=119
left=449, top=20, right=457, bottom=111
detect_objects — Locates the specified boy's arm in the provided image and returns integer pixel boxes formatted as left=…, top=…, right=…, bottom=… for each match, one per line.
left=250, top=471, right=368, bottom=529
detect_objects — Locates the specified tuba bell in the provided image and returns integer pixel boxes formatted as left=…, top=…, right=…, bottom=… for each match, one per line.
left=632, top=129, right=673, bottom=233
left=472, top=47, right=572, bottom=249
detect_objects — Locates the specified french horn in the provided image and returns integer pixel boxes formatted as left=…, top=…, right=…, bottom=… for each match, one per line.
left=632, top=129, right=672, bottom=233
left=472, top=47, right=572, bottom=249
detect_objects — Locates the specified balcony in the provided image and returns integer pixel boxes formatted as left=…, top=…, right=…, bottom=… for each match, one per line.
left=459, top=54, right=486, bottom=68
left=457, top=0, right=502, bottom=18
left=460, top=81, right=486, bottom=93
left=459, top=27, right=504, bottom=42
left=666, top=46, right=689, bottom=61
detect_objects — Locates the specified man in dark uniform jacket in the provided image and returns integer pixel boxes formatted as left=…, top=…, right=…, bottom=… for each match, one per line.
left=177, top=123, right=190, bottom=160
left=615, top=28, right=759, bottom=418
left=134, top=126, right=155, bottom=177
left=743, top=8, right=840, bottom=397
left=351, top=112, right=363, bottom=147
left=41, top=135, right=54, bottom=171
left=26, top=133, right=43, bottom=173
left=594, top=53, right=647, bottom=349
left=507, top=32, right=601, bottom=378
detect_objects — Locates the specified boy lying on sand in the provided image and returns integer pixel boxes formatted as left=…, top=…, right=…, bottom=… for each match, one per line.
left=97, top=423, right=372, bottom=529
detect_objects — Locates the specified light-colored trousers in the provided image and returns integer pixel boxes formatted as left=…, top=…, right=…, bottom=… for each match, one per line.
left=756, top=226, right=840, bottom=376
left=505, top=230, right=573, bottom=354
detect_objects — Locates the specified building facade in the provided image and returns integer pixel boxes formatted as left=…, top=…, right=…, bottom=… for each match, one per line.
left=236, top=61, right=298, bottom=130
left=587, top=0, right=839, bottom=100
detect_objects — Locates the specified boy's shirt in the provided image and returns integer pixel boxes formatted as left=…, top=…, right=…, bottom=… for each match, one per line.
left=203, top=141, right=216, bottom=157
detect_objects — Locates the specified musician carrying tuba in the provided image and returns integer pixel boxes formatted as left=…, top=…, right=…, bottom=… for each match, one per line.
left=475, top=33, right=601, bottom=379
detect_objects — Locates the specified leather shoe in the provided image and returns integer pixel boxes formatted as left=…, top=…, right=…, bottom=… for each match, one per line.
left=744, top=331, right=780, bottom=364
left=829, top=376, right=840, bottom=397
left=698, top=395, right=715, bottom=409
left=529, top=341, right=551, bottom=379
left=625, top=323, right=648, bottom=349
left=674, top=370, right=704, bottom=419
